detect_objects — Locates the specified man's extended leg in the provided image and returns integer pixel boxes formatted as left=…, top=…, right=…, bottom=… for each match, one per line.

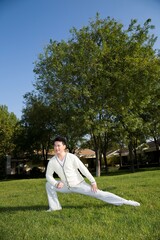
left=71, top=181, right=140, bottom=206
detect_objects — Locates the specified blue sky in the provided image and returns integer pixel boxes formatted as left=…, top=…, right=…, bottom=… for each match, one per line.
left=0, top=0, right=159, bottom=119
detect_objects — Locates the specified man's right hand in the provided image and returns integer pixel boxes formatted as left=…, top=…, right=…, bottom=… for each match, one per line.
left=56, top=182, right=64, bottom=189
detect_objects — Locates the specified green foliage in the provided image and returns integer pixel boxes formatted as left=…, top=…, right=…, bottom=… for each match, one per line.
left=0, top=105, right=18, bottom=156
left=0, top=170, right=159, bottom=240
left=21, top=15, right=160, bottom=173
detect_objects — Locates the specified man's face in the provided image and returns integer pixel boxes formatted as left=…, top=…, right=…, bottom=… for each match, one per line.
left=54, top=141, right=66, bottom=155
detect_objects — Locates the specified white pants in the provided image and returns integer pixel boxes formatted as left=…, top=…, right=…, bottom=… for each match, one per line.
left=46, top=181, right=140, bottom=210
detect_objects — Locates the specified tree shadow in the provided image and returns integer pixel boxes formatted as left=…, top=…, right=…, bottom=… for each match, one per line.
left=0, top=202, right=116, bottom=213
left=0, top=205, right=47, bottom=213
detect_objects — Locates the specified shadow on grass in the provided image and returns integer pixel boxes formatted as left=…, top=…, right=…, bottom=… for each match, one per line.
left=0, top=202, right=114, bottom=213
left=0, top=205, right=47, bottom=213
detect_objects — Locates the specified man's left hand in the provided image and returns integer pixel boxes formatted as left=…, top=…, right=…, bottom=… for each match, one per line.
left=91, top=182, right=98, bottom=193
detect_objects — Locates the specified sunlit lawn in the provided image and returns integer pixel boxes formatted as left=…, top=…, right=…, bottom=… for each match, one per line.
left=0, top=169, right=159, bottom=240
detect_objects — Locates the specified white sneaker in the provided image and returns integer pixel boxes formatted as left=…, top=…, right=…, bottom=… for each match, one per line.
left=46, top=207, right=62, bottom=212
left=46, top=209, right=52, bottom=212
left=127, top=200, right=140, bottom=207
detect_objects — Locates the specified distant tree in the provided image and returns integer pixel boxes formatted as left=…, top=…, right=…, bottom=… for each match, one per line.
left=0, top=105, right=18, bottom=178
left=21, top=93, right=56, bottom=161
left=0, top=105, right=18, bottom=155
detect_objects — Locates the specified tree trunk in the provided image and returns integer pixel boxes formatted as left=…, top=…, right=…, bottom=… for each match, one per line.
left=102, top=132, right=109, bottom=173
left=133, top=148, right=139, bottom=169
left=95, top=149, right=101, bottom=177
left=128, top=140, right=135, bottom=173
left=103, top=151, right=108, bottom=173
left=119, top=149, right=122, bottom=168
left=153, top=137, right=160, bottom=166
left=92, top=133, right=101, bottom=177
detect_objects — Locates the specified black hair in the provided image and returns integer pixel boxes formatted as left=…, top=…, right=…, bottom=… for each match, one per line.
left=53, top=136, right=67, bottom=146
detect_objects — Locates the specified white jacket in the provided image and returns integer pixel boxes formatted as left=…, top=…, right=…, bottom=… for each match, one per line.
left=46, top=152, right=96, bottom=187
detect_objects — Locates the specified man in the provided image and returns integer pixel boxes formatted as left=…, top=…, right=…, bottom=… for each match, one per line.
left=46, top=136, right=140, bottom=211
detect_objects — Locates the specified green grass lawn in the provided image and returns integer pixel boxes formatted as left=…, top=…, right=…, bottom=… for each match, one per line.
left=0, top=169, right=159, bottom=240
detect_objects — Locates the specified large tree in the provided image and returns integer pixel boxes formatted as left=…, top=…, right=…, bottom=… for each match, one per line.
left=22, top=15, right=159, bottom=175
